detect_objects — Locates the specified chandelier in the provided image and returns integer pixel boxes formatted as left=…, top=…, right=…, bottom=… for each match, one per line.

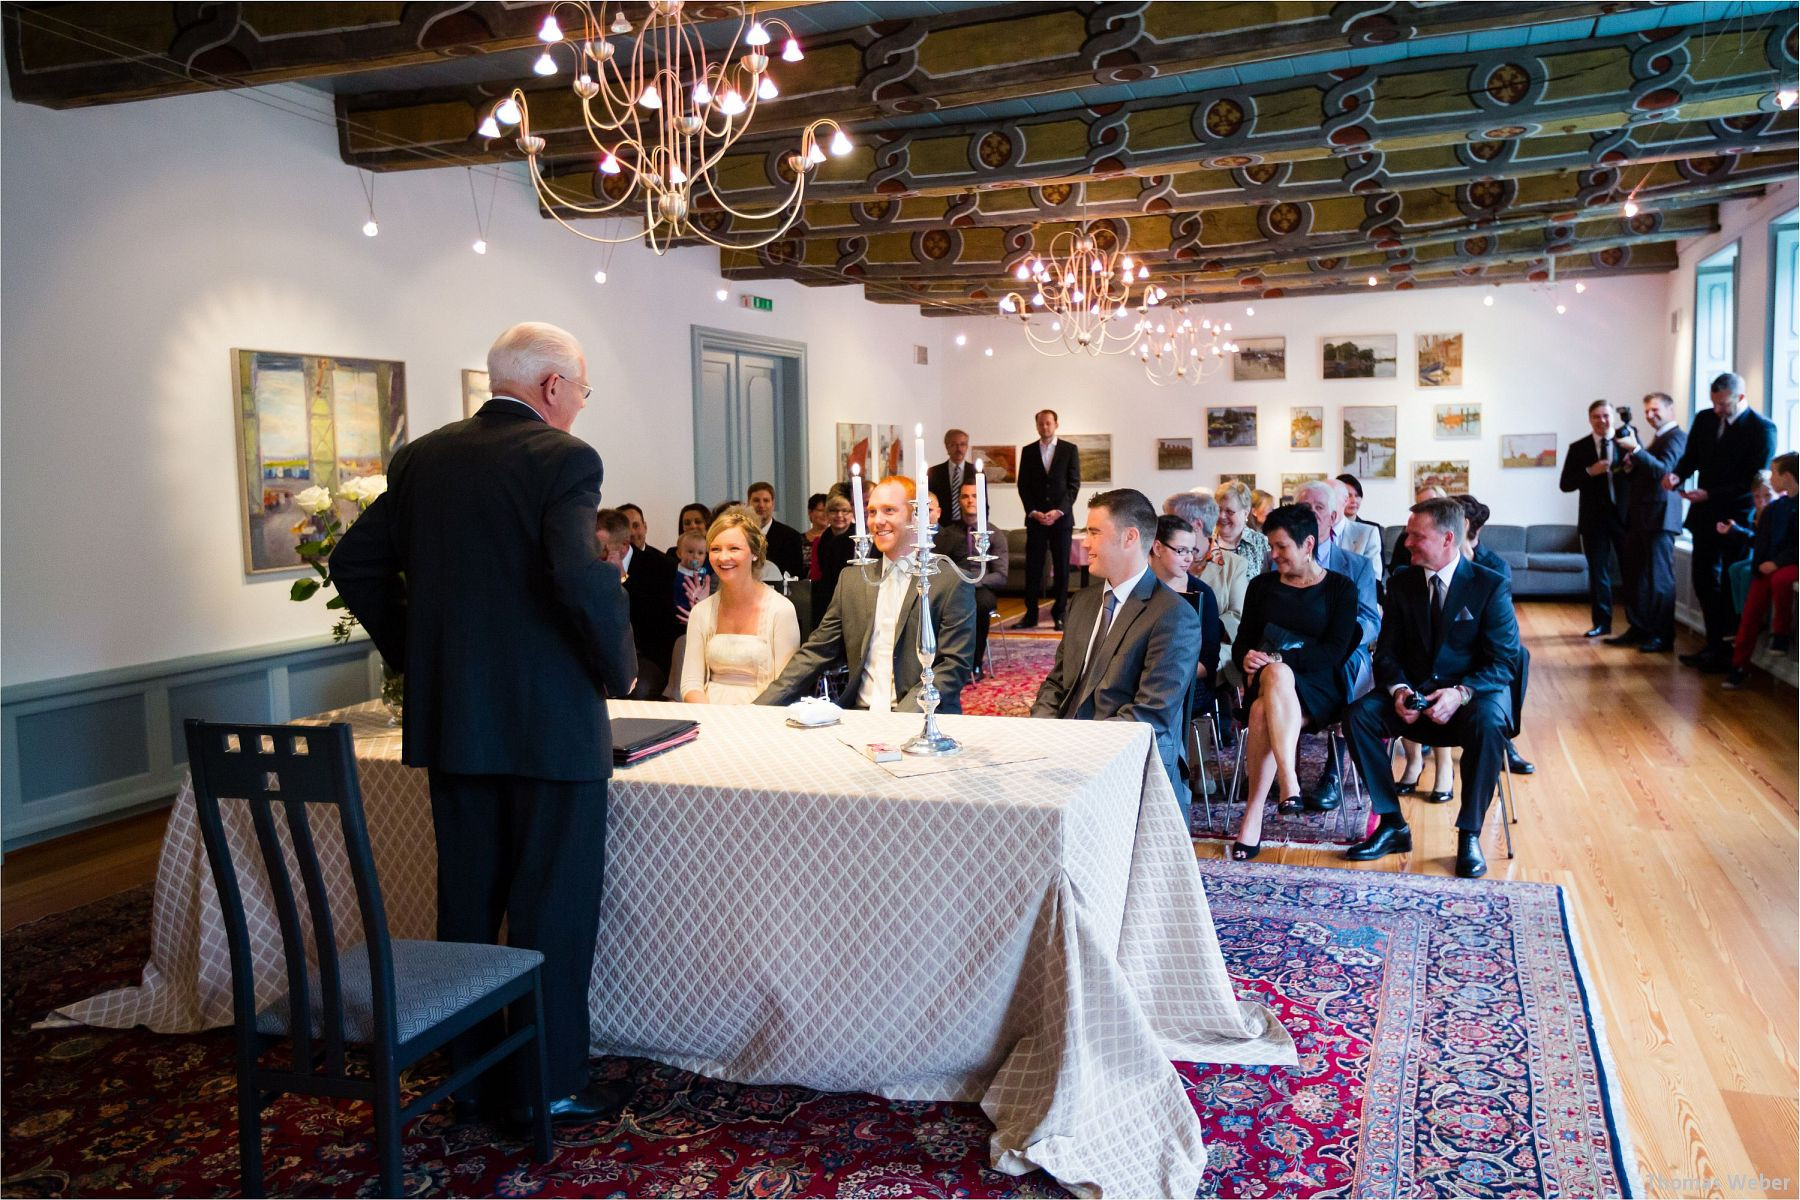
left=1137, top=293, right=1239, bottom=387
left=996, top=224, right=1154, bottom=356
left=482, top=2, right=853, bottom=254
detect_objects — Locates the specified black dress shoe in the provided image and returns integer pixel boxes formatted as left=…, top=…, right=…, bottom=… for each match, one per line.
left=509, top=1080, right=633, bottom=1130
left=1603, top=630, right=1646, bottom=646
left=1455, top=832, right=1488, bottom=879
left=1679, top=649, right=1719, bottom=668
left=1345, top=823, right=1412, bottom=861
left=1304, top=775, right=1342, bottom=812
left=1583, top=626, right=1609, bottom=638
left=1053, top=618, right=1065, bottom=631
left=1505, top=747, right=1535, bottom=775
left=1015, top=616, right=1039, bottom=630
left=1636, top=638, right=1672, bottom=653
left=1423, top=788, right=1454, bottom=804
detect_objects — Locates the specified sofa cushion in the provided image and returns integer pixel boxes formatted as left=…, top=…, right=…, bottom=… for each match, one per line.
left=1501, top=552, right=1531, bottom=572
left=1526, top=552, right=1588, bottom=573
left=1526, top=524, right=1582, bottom=554
left=1481, top=525, right=1526, bottom=555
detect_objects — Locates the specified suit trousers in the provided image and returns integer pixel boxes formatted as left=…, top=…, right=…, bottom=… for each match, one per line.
left=1622, top=528, right=1677, bottom=641
left=428, top=770, right=609, bottom=1105
left=1023, top=519, right=1073, bottom=622
left=1689, top=527, right=1752, bottom=651
left=973, top=585, right=996, bottom=668
left=1345, top=690, right=1509, bottom=835
left=1579, top=521, right=1624, bottom=630
left=1733, top=565, right=1800, bottom=668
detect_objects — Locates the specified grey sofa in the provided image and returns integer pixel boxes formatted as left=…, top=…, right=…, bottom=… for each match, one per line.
left=1382, top=523, right=1588, bottom=598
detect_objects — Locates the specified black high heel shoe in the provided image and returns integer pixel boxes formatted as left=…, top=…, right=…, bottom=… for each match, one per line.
left=1229, top=841, right=1263, bottom=861
left=1394, top=770, right=1423, bottom=796
left=1276, top=795, right=1303, bottom=815
left=1424, top=788, right=1455, bottom=804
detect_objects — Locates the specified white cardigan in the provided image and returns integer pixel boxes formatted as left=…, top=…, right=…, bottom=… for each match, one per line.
left=679, top=584, right=801, bottom=701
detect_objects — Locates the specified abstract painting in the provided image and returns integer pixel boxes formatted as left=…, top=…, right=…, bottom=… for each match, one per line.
left=1290, top=406, right=1324, bottom=450
left=1233, top=337, right=1286, bottom=381
left=1433, top=403, right=1481, bottom=439
left=836, top=422, right=873, bottom=482
left=1206, top=406, right=1258, bottom=449
left=1413, top=459, right=1471, bottom=494
left=874, top=423, right=904, bottom=478
left=1280, top=472, right=1327, bottom=501
left=1066, top=433, right=1113, bottom=484
left=461, top=368, right=491, bottom=418
left=1322, top=335, right=1398, bottom=379
left=1157, top=438, right=1194, bottom=471
left=232, top=349, right=407, bottom=574
left=1341, top=405, right=1398, bottom=478
left=974, top=443, right=1018, bottom=483
left=1416, top=332, right=1464, bottom=387
left=1501, top=433, right=1559, bottom=469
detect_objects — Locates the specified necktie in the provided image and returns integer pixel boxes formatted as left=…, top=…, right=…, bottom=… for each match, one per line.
left=1429, top=573, right=1445, bottom=648
left=1067, top=590, right=1119, bottom=714
left=947, top=465, right=961, bottom=523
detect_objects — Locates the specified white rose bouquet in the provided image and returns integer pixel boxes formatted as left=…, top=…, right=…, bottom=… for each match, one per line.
left=289, top=474, right=388, bottom=643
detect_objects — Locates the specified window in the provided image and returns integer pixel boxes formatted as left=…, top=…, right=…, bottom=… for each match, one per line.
left=1770, top=210, right=1798, bottom=450
left=1692, top=242, right=1738, bottom=417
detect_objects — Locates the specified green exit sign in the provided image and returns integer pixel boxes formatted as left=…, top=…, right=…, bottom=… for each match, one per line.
left=740, top=294, right=774, bottom=312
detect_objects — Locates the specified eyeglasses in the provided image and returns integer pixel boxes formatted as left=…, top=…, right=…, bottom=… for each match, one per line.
left=543, top=373, right=593, bottom=401
left=1156, top=540, right=1197, bottom=559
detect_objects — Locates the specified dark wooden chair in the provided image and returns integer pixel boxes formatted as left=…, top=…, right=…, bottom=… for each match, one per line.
left=185, top=719, right=553, bottom=1197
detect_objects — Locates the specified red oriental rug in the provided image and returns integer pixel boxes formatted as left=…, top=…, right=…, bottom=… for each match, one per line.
left=3, top=864, right=1636, bottom=1197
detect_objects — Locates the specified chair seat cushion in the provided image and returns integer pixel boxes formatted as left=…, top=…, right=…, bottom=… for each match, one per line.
left=257, top=939, right=542, bottom=1045
left=1526, top=552, right=1588, bottom=573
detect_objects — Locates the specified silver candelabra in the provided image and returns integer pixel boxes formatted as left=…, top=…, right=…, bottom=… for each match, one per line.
left=848, top=494, right=993, bottom=756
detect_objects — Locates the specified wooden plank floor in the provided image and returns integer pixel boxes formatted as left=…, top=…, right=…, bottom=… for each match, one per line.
left=4, top=599, right=1795, bottom=1196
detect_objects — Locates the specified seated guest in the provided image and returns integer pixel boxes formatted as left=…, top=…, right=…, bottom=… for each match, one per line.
left=681, top=508, right=801, bottom=704
left=1187, top=493, right=1252, bottom=683
left=1720, top=469, right=1776, bottom=617
left=1150, top=515, right=1223, bottom=772
left=1390, top=483, right=1455, bottom=803
left=1226, top=505, right=1360, bottom=858
left=668, top=502, right=711, bottom=557
left=1344, top=498, right=1520, bottom=879
left=1212, top=480, right=1270, bottom=574
left=1454, top=494, right=1535, bottom=775
left=758, top=477, right=975, bottom=712
left=673, top=529, right=714, bottom=626
left=951, top=479, right=1009, bottom=675
left=1250, top=489, right=1275, bottom=531
left=803, top=492, right=829, bottom=573
left=1333, top=474, right=1385, bottom=583
left=809, top=493, right=857, bottom=628
left=617, top=503, right=666, bottom=565
left=1389, top=484, right=1446, bottom=575
left=597, top=507, right=677, bottom=699
left=1032, top=489, right=1202, bottom=819
left=748, top=481, right=806, bottom=582
left=1292, top=479, right=1381, bottom=810
left=1723, top=452, right=1798, bottom=689
left=928, top=491, right=960, bottom=559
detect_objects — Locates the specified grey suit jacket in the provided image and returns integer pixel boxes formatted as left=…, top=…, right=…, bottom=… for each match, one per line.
left=756, top=556, right=976, bottom=711
left=1316, top=537, right=1378, bottom=700
left=1336, top=520, right=1385, bottom=582
left=1030, top=570, right=1201, bottom=805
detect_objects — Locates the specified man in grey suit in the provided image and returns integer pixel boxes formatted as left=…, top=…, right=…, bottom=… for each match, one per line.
left=1610, top=391, right=1688, bottom=651
left=1031, top=488, right=1202, bottom=820
left=757, top=477, right=976, bottom=711
left=1291, top=479, right=1380, bottom=811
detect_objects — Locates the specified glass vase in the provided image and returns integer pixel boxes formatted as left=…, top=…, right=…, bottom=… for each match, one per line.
left=380, top=665, right=404, bottom=726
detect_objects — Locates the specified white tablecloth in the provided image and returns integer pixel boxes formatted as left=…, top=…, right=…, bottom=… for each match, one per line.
left=58, top=700, right=1293, bottom=1197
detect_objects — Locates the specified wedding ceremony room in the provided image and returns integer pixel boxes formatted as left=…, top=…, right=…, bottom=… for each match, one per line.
left=2, top=2, right=1797, bottom=1196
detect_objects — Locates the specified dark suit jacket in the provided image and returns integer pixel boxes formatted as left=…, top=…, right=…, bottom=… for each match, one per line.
left=1559, top=433, right=1630, bottom=533
left=927, top=460, right=976, bottom=519
left=622, top=545, right=679, bottom=673
left=1031, top=570, right=1202, bottom=802
left=1672, top=408, right=1780, bottom=531
left=1016, top=439, right=1081, bottom=523
left=331, top=400, right=635, bottom=780
left=1623, top=423, right=1688, bottom=535
left=763, top=518, right=806, bottom=579
left=757, top=558, right=976, bottom=712
left=1375, top=559, right=1518, bottom=709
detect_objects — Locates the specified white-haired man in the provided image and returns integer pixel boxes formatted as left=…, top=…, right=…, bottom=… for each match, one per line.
left=1292, top=479, right=1380, bottom=810
left=333, top=320, right=637, bottom=1126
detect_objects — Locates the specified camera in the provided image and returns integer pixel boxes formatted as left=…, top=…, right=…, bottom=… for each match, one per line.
left=1404, top=690, right=1431, bottom=712
left=1613, top=405, right=1635, bottom=441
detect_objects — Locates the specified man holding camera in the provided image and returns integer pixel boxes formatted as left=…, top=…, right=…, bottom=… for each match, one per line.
left=1559, top=400, right=1633, bottom=637
left=1608, top=392, right=1687, bottom=652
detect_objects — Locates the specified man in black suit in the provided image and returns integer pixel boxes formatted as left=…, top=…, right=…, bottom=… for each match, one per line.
left=1666, top=371, right=1780, bottom=670
left=331, top=321, right=636, bottom=1122
left=747, top=481, right=805, bottom=582
left=927, top=428, right=976, bottom=526
left=597, top=507, right=677, bottom=698
left=1343, top=497, right=1519, bottom=879
left=1558, top=400, right=1631, bottom=637
left=1031, top=489, right=1202, bottom=820
left=1017, top=408, right=1081, bottom=629
left=1608, top=392, right=1688, bottom=652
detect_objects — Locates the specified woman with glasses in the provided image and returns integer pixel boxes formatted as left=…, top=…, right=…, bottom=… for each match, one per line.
left=808, top=493, right=858, bottom=629
left=1213, top=480, right=1271, bottom=574
left=1227, top=504, right=1359, bottom=861
left=1149, top=514, right=1223, bottom=720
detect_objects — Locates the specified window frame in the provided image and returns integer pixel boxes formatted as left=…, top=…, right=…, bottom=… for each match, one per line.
left=1691, top=240, right=1740, bottom=419
left=1765, top=207, right=1798, bottom=428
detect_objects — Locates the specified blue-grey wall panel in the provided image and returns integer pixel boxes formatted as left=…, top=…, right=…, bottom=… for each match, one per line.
left=288, top=655, right=376, bottom=720
left=168, top=674, right=271, bottom=765
left=15, top=694, right=149, bottom=802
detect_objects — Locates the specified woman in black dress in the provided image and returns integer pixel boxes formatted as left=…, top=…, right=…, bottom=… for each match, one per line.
left=1228, top=504, right=1360, bottom=860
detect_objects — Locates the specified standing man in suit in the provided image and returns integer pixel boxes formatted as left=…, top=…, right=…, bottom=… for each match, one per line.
left=1017, top=408, right=1081, bottom=630
left=1608, top=392, right=1688, bottom=652
left=1293, top=480, right=1380, bottom=811
left=1666, top=372, right=1780, bottom=671
left=747, top=481, right=806, bottom=583
left=1031, top=489, right=1202, bottom=819
left=331, top=321, right=636, bottom=1122
left=927, top=428, right=976, bottom=527
left=1342, top=497, right=1519, bottom=879
left=757, top=476, right=976, bottom=711
left=596, top=507, right=678, bottom=699
left=1559, top=400, right=1631, bottom=637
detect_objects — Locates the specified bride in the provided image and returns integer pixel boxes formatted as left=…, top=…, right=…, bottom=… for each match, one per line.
left=679, top=506, right=801, bottom=704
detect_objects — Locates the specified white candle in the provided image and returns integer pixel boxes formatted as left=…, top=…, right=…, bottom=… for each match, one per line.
left=914, top=423, right=927, bottom=495
left=850, top=463, right=866, bottom=540
left=975, top=459, right=988, bottom=531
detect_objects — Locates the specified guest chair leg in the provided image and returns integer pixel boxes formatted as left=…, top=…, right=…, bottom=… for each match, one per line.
left=237, top=1077, right=264, bottom=1198
left=375, top=1068, right=405, bottom=1197
left=1333, top=729, right=1366, bottom=841
left=1494, top=744, right=1516, bottom=860
left=526, top=971, right=554, bottom=1163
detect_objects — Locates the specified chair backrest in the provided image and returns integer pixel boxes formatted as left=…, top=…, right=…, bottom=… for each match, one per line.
left=184, top=719, right=396, bottom=1075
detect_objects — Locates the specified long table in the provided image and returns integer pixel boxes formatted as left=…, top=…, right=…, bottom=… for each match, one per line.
left=58, top=700, right=1294, bottom=1197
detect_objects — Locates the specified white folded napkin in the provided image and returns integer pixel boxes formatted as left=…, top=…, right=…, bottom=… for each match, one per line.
left=786, top=697, right=845, bottom=726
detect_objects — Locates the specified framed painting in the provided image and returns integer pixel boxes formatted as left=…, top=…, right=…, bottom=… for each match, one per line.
left=836, top=422, right=873, bottom=481
left=1290, top=406, right=1324, bottom=450
left=461, top=368, right=491, bottom=417
left=1501, top=433, right=1559, bottom=468
left=1066, top=433, right=1113, bottom=484
left=232, top=349, right=407, bottom=574
left=974, top=443, right=1017, bottom=483
left=1156, top=437, right=1194, bottom=471
left=1232, top=336, right=1286, bottom=381
left=1280, top=472, right=1327, bottom=502
left=1416, top=332, right=1464, bottom=387
left=1322, top=334, right=1397, bottom=379
left=1341, top=405, right=1398, bottom=478
left=1412, top=459, right=1470, bottom=494
left=1206, top=406, right=1258, bottom=448
left=874, top=423, right=904, bottom=478
left=1433, top=403, right=1481, bottom=439
left=1219, top=472, right=1257, bottom=490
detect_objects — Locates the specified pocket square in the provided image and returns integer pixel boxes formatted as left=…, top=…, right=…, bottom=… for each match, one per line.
left=1454, top=606, right=1475, bottom=621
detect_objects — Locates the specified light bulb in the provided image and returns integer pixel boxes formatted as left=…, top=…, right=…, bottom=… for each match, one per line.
left=533, top=50, right=557, bottom=76
left=598, top=152, right=621, bottom=175
left=1778, top=87, right=1797, bottom=110
left=609, top=11, right=630, bottom=34
left=1071, top=288, right=1085, bottom=303
left=1014, top=264, right=1030, bottom=281
left=758, top=76, right=779, bottom=100
left=639, top=85, right=662, bottom=109
left=692, top=81, right=712, bottom=105
left=538, top=14, right=563, bottom=41
left=1622, top=199, right=1639, bottom=218
left=782, top=36, right=803, bottom=62
left=472, top=238, right=488, bottom=254
left=1121, top=256, right=1134, bottom=271
left=1051, top=321, right=1062, bottom=332
left=1483, top=294, right=1495, bottom=307
left=669, top=162, right=688, bottom=185
left=362, top=219, right=379, bottom=237
left=998, top=297, right=1017, bottom=313
left=477, top=115, right=501, bottom=138
left=1556, top=303, right=1567, bottom=314
left=1137, top=265, right=1148, bottom=279
left=984, top=347, right=993, bottom=357
left=805, top=142, right=825, bottom=166
left=1031, top=292, right=1045, bottom=307
left=954, top=333, right=967, bottom=346
left=1245, top=306, right=1255, bottom=316
left=719, top=90, right=746, bottom=116
left=716, top=288, right=729, bottom=302
left=593, top=269, right=608, bottom=284
left=829, top=128, right=853, bottom=155
left=746, top=21, right=770, bottom=46
left=1575, top=281, right=1587, bottom=293
left=1367, top=275, right=1378, bottom=286
left=495, top=97, right=521, bottom=125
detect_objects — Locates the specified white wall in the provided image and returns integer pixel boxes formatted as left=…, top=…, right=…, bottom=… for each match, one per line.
left=939, top=274, right=1668, bottom=531
left=0, top=86, right=943, bottom=686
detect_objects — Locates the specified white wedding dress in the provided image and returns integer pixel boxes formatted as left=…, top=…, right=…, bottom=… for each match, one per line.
left=679, top=585, right=801, bottom=704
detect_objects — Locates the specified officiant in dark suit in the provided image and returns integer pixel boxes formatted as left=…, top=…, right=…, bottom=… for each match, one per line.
left=331, top=321, right=637, bottom=1124
left=927, top=428, right=976, bottom=525
left=1017, top=408, right=1082, bottom=629
left=1558, top=400, right=1631, bottom=637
